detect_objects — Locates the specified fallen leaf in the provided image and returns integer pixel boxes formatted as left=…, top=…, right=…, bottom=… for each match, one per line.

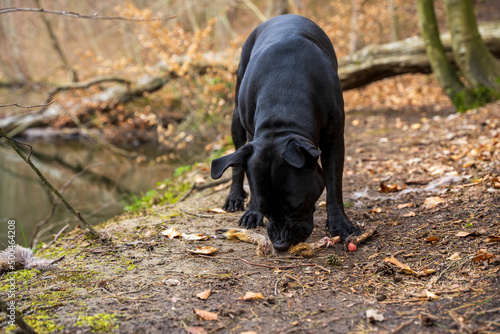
left=423, top=196, right=445, bottom=209
left=426, top=237, right=440, bottom=243
left=238, top=291, right=265, bottom=301
left=491, top=176, right=500, bottom=189
left=196, top=289, right=211, bottom=300
left=193, top=308, right=218, bottom=321
left=207, top=208, right=226, bottom=214
left=318, top=201, right=326, bottom=207
left=416, top=269, right=436, bottom=277
left=447, top=252, right=461, bottom=260
left=370, top=207, right=382, bottom=213
left=182, top=233, right=211, bottom=241
left=384, top=256, right=417, bottom=275
left=472, top=252, right=494, bottom=262
left=402, top=211, right=416, bottom=217
left=456, top=230, right=482, bottom=238
left=185, top=327, right=207, bottom=334
left=425, top=290, right=438, bottom=300
left=164, top=279, right=180, bottom=286
left=379, top=182, right=404, bottom=192
left=187, top=246, right=218, bottom=255
left=366, top=309, right=384, bottom=322
left=161, top=227, right=182, bottom=238
left=397, top=203, right=413, bottom=209
left=485, top=236, right=500, bottom=243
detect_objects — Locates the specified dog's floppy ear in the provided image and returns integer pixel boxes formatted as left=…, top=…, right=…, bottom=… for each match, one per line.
left=282, top=136, right=321, bottom=169
left=211, top=143, right=253, bottom=179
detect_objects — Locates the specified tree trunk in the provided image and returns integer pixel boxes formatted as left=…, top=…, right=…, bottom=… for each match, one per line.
left=445, top=0, right=500, bottom=89
left=417, top=0, right=465, bottom=99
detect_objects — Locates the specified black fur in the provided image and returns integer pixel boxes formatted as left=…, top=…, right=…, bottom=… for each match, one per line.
left=211, top=15, right=359, bottom=251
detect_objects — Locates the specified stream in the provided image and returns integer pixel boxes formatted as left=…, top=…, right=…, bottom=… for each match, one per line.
left=0, top=138, right=178, bottom=249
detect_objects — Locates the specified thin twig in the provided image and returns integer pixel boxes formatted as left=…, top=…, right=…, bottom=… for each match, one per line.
left=0, top=7, right=176, bottom=21
left=0, top=101, right=54, bottom=109
left=46, top=224, right=70, bottom=248
left=195, top=254, right=318, bottom=270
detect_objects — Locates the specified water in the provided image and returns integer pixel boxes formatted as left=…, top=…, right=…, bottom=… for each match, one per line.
left=0, top=138, right=177, bottom=249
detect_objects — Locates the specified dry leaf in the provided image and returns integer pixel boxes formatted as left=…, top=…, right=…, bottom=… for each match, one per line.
left=417, top=269, right=436, bottom=277
left=379, top=182, right=404, bottom=193
left=485, top=236, right=500, bottom=243
left=185, top=327, right=207, bottom=334
left=402, top=211, right=416, bottom=217
left=456, top=230, right=482, bottom=238
left=318, top=201, right=327, bottom=207
left=366, top=309, right=385, bottom=322
left=238, top=291, right=265, bottom=301
left=426, top=237, right=440, bottom=243
left=207, top=208, right=226, bottom=214
left=491, top=176, right=500, bottom=189
left=161, top=227, right=182, bottom=238
left=384, top=256, right=417, bottom=275
left=397, top=202, right=413, bottom=209
left=447, top=252, right=461, bottom=260
left=182, top=233, right=211, bottom=241
left=196, top=288, right=211, bottom=300
left=472, top=252, right=494, bottom=262
left=423, top=196, right=445, bottom=209
left=193, top=308, right=218, bottom=321
left=425, top=290, right=438, bottom=300
left=370, top=207, right=382, bottom=213
left=187, top=246, right=217, bottom=255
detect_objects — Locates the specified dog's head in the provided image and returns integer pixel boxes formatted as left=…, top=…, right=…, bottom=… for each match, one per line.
left=211, top=135, right=325, bottom=251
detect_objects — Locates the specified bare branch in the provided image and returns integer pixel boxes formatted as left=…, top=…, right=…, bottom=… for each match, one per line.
left=0, top=7, right=176, bottom=21
left=0, top=101, right=54, bottom=109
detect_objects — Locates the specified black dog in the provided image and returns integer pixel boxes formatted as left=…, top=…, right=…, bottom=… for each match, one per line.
left=211, top=14, right=359, bottom=251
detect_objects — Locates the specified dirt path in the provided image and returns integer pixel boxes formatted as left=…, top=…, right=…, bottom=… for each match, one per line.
left=2, top=100, right=499, bottom=334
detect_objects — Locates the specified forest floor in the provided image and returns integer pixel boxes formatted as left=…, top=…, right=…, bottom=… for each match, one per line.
left=2, top=76, right=499, bottom=334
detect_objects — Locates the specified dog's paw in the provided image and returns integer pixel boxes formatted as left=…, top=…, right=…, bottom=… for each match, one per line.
left=327, top=216, right=360, bottom=242
left=222, top=191, right=247, bottom=212
left=238, top=209, right=264, bottom=229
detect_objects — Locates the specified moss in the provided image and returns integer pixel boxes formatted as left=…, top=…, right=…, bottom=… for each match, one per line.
left=124, top=176, right=192, bottom=212
left=0, top=270, right=37, bottom=292
left=76, top=313, right=118, bottom=332
left=25, top=314, right=65, bottom=333
left=452, top=86, right=500, bottom=113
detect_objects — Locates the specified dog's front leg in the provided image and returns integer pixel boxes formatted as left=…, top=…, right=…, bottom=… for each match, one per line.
left=321, top=134, right=359, bottom=241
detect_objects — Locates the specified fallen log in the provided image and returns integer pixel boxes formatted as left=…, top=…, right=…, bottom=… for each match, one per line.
left=338, top=21, right=500, bottom=90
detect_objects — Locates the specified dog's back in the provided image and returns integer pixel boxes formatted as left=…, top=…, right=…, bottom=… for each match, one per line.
left=235, top=14, right=343, bottom=141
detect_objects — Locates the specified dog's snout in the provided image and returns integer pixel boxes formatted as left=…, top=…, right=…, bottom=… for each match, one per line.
left=272, top=239, right=290, bottom=252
